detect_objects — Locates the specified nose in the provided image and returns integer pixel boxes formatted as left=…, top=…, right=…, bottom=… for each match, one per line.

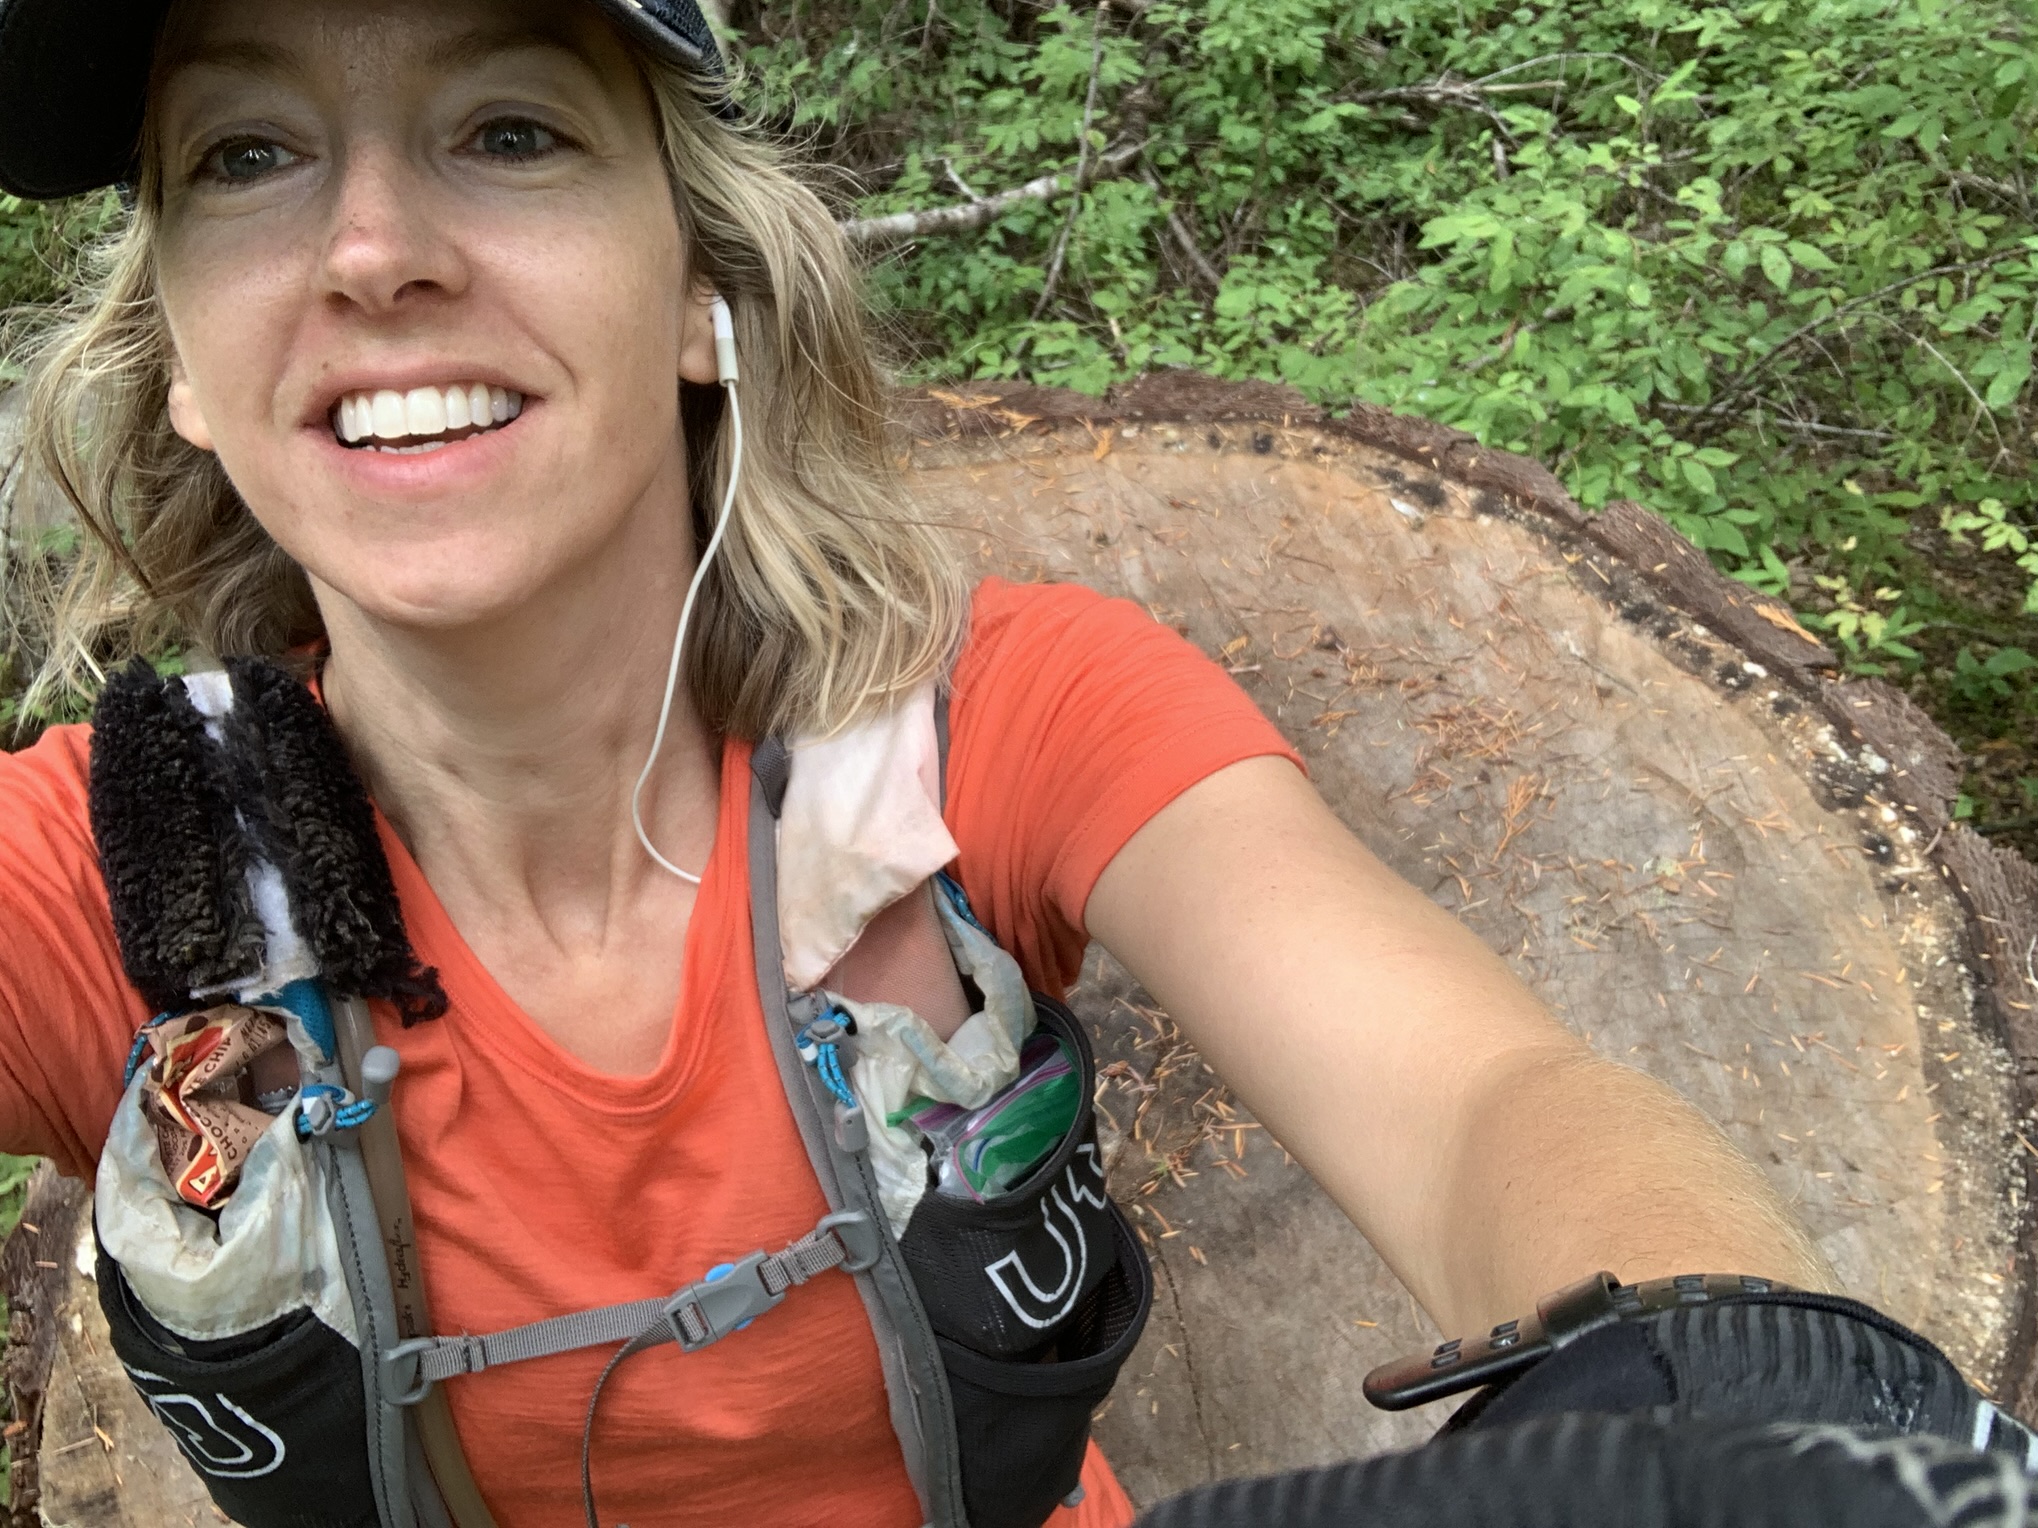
left=317, top=141, right=467, bottom=314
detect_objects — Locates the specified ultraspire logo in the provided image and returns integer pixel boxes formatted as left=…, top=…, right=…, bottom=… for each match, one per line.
left=121, top=1365, right=287, bottom=1479
left=985, top=1144, right=1110, bottom=1330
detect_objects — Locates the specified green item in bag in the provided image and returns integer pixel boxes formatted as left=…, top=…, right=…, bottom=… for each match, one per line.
left=901, top=1031, right=1078, bottom=1201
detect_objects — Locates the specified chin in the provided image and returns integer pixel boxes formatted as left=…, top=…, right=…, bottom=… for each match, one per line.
left=313, top=545, right=562, bottom=634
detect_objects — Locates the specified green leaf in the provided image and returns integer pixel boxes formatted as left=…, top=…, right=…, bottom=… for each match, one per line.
left=1983, top=350, right=2032, bottom=409
left=1785, top=241, right=1839, bottom=273
left=1759, top=244, right=1793, bottom=292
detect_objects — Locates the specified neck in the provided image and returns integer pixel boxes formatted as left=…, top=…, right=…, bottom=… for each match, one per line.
left=318, top=493, right=721, bottom=911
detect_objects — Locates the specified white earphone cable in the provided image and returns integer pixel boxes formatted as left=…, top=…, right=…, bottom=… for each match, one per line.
left=631, top=320, right=742, bottom=884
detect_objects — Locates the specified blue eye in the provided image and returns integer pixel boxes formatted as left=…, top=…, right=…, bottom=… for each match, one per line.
left=203, top=138, right=298, bottom=183
left=473, top=119, right=558, bottom=160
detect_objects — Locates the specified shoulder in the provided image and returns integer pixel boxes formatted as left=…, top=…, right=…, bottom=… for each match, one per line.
left=954, top=576, right=1153, bottom=674
left=950, top=575, right=1273, bottom=740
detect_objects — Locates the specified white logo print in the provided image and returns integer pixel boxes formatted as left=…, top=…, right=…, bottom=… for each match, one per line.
left=985, top=1146, right=1109, bottom=1330
left=122, top=1366, right=287, bottom=1479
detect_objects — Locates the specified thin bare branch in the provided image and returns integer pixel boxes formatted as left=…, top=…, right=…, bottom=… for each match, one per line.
left=1693, top=248, right=2028, bottom=432
left=1654, top=400, right=1895, bottom=442
left=1141, top=167, right=1222, bottom=292
left=1343, top=79, right=1516, bottom=143
left=1471, top=50, right=1667, bottom=86
left=839, top=140, right=1145, bottom=247
left=1035, top=2, right=1111, bottom=319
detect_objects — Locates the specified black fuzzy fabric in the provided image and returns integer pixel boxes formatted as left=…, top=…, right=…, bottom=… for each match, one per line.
left=88, top=660, right=264, bottom=1014
left=220, top=658, right=446, bottom=1025
left=87, top=658, right=445, bottom=1024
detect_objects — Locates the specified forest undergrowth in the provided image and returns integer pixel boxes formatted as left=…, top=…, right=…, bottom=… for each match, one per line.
left=744, top=0, right=2038, bottom=852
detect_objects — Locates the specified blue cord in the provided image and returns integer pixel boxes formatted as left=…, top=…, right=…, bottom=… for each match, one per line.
left=813, top=1041, right=856, bottom=1109
left=936, top=871, right=987, bottom=932
left=122, top=1013, right=175, bottom=1087
left=797, top=1014, right=859, bottom=1109
left=293, top=1083, right=378, bottom=1139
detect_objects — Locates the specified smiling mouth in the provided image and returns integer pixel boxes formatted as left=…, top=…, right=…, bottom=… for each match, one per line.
left=332, top=383, right=525, bottom=453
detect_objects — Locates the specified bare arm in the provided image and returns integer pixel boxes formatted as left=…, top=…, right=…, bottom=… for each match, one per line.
left=1084, top=756, right=1836, bottom=1334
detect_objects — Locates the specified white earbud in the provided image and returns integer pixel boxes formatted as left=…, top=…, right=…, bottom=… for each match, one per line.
left=631, top=291, right=744, bottom=884
left=710, top=292, right=739, bottom=384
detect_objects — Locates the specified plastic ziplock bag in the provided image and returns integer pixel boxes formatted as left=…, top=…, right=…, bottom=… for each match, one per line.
left=899, top=1029, right=1078, bottom=1202
left=834, top=885, right=1036, bottom=1236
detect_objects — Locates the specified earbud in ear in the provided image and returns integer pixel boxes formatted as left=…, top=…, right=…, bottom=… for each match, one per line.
left=709, top=294, right=738, bottom=385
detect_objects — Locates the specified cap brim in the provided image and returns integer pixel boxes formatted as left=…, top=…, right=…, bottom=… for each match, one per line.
left=0, top=0, right=168, bottom=199
left=0, top=0, right=723, bottom=202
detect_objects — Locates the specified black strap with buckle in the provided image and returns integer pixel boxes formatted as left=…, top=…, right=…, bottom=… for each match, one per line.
left=1363, top=1270, right=1790, bottom=1411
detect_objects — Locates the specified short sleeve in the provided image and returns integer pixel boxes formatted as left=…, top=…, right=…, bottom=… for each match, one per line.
left=944, top=578, right=1302, bottom=995
left=0, top=726, right=143, bottom=1176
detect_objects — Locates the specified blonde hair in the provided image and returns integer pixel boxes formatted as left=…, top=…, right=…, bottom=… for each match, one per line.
left=12, top=37, right=964, bottom=740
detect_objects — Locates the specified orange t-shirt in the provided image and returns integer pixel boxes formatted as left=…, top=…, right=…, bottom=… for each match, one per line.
left=0, top=578, right=1298, bottom=1527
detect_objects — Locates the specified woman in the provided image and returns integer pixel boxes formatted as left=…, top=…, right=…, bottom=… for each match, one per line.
left=0, top=0, right=1835, bottom=1524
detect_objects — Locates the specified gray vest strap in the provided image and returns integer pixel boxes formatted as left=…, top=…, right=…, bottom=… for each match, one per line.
left=378, top=1212, right=882, bottom=1401
left=747, top=753, right=969, bottom=1528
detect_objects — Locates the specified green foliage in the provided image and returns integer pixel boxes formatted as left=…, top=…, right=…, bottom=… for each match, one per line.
left=1943, top=497, right=2038, bottom=613
left=0, top=192, right=111, bottom=328
left=741, top=0, right=2037, bottom=688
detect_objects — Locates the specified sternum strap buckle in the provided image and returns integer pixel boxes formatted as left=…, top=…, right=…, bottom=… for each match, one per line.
left=666, top=1253, right=784, bottom=1351
left=380, top=1209, right=881, bottom=1405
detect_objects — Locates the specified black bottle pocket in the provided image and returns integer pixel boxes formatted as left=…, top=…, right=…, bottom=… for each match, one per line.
left=939, top=1211, right=1151, bottom=1528
left=96, top=1240, right=379, bottom=1528
left=898, top=997, right=1154, bottom=1527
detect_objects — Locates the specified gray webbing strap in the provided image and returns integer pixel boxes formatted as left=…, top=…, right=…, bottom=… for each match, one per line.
left=380, top=1212, right=880, bottom=1405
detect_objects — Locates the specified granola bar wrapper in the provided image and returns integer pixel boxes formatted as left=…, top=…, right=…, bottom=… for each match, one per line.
left=139, top=1005, right=290, bottom=1210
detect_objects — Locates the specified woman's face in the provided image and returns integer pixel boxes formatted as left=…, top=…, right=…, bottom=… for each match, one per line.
left=153, top=0, right=719, bottom=632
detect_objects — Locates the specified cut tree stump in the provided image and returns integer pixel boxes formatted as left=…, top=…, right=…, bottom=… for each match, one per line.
left=4, top=374, right=2034, bottom=1519
left=896, top=373, right=2038, bottom=1505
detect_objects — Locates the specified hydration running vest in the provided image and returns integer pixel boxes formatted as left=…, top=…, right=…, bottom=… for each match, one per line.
left=83, top=655, right=1153, bottom=1528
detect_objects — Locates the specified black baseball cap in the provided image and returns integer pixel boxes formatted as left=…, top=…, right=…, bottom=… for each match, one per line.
left=0, top=0, right=726, bottom=200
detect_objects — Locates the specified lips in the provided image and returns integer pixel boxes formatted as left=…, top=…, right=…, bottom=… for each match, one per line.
left=331, top=382, right=525, bottom=453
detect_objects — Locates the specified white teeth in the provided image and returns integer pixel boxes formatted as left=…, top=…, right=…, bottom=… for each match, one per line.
left=371, top=390, right=407, bottom=439
left=332, top=381, right=524, bottom=446
left=405, top=387, right=446, bottom=437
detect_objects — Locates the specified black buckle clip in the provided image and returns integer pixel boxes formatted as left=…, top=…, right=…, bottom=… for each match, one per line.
left=1362, top=1271, right=1790, bottom=1412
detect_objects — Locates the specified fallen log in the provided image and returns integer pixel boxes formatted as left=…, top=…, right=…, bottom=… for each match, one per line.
left=3, top=374, right=2033, bottom=1519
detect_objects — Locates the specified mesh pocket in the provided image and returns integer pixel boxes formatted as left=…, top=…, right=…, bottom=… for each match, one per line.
left=97, top=1241, right=378, bottom=1528
left=897, top=997, right=1154, bottom=1526
left=938, top=1210, right=1152, bottom=1528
